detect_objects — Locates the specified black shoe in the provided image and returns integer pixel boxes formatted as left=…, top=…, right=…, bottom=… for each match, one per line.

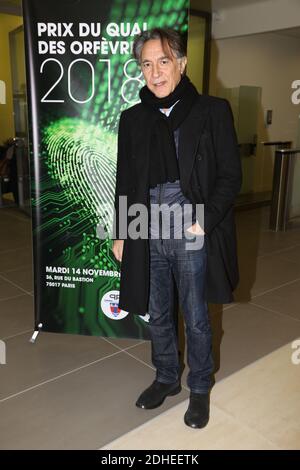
left=136, top=380, right=181, bottom=409
left=184, top=392, right=210, bottom=429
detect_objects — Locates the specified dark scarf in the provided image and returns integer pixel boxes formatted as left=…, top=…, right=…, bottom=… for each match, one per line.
left=139, top=75, right=199, bottom=188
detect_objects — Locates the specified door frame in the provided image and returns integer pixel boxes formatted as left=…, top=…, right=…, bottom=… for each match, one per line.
left=189, top=9, right=212, bottom=95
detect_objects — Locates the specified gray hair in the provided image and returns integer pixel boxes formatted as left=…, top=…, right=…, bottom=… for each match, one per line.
left=132, top=27, right=187, bottom=73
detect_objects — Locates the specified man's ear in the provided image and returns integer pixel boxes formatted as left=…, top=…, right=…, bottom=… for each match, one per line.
left=180, top=56, right=187, bottom=74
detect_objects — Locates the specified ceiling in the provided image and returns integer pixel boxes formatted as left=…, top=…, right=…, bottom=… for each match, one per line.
left=191, top=0, right=269, bottom=11
left=0, top=0, right=22, bottom=15
left=212, top=0, right=268, bottom=9
left=2, top=0, right=300, bottom=40
left=0, top=0, right=278, bottom=16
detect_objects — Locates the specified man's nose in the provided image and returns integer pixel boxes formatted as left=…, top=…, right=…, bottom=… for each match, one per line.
left=152, top=63, right=161, bottom=78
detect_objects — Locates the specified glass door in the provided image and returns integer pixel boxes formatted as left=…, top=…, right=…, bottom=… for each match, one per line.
left=9, top=24, right=31, bottom=216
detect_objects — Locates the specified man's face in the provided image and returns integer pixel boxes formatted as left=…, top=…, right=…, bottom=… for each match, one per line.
left=140, top=39, right=187, bottom=98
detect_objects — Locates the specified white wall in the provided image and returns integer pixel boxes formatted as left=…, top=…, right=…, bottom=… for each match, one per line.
left=209, top=31, right=300, bottom=193
left=212, top=0, right=300, bottom=39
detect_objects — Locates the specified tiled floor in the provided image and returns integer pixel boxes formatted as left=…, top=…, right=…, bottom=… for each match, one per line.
left=103, top=343, right=299, bottom=450
left=0, top=205, right=300, bottom=449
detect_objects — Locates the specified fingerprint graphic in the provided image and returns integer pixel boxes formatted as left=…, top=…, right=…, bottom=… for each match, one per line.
left=44, top=117, right=117, bottom=236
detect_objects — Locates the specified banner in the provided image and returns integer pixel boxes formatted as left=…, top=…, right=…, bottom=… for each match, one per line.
left=23, top=0, right=189, bottom=338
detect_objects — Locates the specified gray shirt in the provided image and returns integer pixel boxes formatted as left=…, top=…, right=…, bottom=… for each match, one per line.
left=149, top=103, right=196, bottom=239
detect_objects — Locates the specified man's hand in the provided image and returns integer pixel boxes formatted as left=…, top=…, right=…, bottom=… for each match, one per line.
left=186, top=221, right=205, bottom=236
left=112, top=240, right=124, bottom=262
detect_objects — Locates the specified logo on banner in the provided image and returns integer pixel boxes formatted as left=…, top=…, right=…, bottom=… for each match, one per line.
left=101, top=290, right=128, bottom=320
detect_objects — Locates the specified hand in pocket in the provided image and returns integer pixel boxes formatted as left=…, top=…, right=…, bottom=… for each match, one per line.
left=186, top=221, right=205, bottom=236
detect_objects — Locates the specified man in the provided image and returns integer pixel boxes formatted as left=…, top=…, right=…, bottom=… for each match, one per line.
left=112, top=28, right=242, bottom=429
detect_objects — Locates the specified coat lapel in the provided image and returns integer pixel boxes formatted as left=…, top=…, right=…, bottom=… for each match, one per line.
left=178, top=95, right=210, bottom=191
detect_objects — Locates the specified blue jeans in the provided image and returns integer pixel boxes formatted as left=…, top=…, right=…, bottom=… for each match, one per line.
left=147, top=236, right=214, bottom=394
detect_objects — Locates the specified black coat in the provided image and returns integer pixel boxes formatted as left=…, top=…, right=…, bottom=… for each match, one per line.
left=114, top=93, right=242, bottom=314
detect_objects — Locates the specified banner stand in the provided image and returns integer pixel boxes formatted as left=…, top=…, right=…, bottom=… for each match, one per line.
left=29, top=323, right=43, bottom=344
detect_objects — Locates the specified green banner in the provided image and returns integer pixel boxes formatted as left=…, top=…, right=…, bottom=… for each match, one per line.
left=23, top=0, right=189, bottom=338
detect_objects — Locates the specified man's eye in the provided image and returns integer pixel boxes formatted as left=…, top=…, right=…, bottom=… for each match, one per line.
left=161, top=60, right=169, bottom=65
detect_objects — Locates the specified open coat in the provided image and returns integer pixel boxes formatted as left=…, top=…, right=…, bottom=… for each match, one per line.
left=114, top=93, right=242, bottom=314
